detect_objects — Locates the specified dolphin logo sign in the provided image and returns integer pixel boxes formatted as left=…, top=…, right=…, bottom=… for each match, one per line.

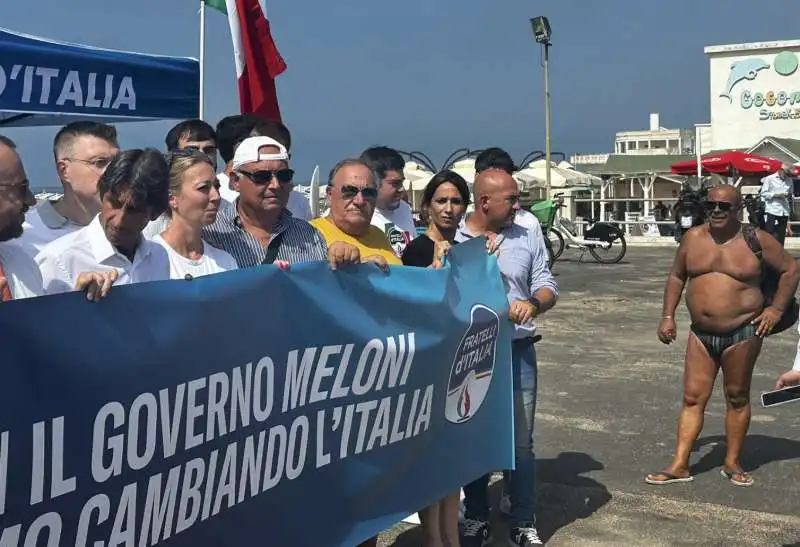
left=720, top=58, right=770, bottom=103
left=445, top=304, right=499, bottom=424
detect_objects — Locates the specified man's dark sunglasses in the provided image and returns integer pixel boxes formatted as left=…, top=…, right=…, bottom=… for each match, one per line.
left=164, top=149, right=208, bottom=165
left=182, top=145, right=217, bottom=156
left=340, top=185, right=378, bottom=200
left=238, top=169, right=294, bottom=185
left=703, top=200, right=734, bottom=213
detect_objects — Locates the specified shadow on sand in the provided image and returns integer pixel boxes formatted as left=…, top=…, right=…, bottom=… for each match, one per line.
left=536, top=452, right=611, bottom=542
left=691, top=434, right=800, bottom=475
left=389, top=452, right=611, bottom=546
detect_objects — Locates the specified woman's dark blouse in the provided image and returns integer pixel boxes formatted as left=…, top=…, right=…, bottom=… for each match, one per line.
left=402, top=234, right=436, bottom=267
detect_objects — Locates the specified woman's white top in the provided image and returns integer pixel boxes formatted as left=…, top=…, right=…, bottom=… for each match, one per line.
left=152, top=235, right=238, bottom=280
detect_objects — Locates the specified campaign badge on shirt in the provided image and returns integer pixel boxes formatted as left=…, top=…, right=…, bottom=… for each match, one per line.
left=384, top=222, right=411, bottom=255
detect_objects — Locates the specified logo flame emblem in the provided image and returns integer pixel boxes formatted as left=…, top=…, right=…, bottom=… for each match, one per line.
left=457, top=381, right=471, bottom=419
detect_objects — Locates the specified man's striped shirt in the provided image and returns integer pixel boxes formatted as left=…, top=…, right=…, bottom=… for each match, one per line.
left=201, top=200, right=327, bottom=268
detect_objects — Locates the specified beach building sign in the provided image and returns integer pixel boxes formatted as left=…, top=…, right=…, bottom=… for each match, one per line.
left=708, top=41, right=800, bottom=151
left=723, top=51, right=800, bottom=121
left=0, top=64, right=136, bottom=111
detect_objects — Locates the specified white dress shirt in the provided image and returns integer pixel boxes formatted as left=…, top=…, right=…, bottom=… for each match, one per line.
left=760, top=173, right=792, bottom=217
left=514, top=209, right=543, bottom=237
left=35, top=215, right=170, bottom=294
left=0, top=241, right=44, bottom=299
left=16, top=199, right=84, bottom=258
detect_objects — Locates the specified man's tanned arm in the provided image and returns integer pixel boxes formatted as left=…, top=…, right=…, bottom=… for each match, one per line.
left=661, top=230, right=693, bottom=317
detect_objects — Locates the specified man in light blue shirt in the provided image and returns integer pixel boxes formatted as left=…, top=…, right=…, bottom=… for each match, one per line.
left=455, top=167, right=558, bottom=547
left=760, top=164, right=794, bottom=246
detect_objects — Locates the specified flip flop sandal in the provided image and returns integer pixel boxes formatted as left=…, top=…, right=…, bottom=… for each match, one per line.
left=720, top=468, right=754, bottom=487
left=645, top=472, right=694, bottom=485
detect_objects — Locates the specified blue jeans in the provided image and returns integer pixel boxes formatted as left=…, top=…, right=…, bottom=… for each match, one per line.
left=463, top=339, right=538, bottom=527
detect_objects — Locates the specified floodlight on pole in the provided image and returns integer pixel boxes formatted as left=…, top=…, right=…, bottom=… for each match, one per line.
left=531, top=16, right=553, bottom=197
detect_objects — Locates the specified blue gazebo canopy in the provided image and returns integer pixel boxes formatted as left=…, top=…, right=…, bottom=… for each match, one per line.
left=0, top=27, right=199, bottom=127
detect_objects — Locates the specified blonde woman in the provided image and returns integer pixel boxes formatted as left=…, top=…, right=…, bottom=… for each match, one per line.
left=154, top=150, right=238, bottom=279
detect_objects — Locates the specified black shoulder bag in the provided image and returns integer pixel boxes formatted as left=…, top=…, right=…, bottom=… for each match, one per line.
left=742, top=225, right=799, bottom=335
left=261, top=232, right=285, bottom=265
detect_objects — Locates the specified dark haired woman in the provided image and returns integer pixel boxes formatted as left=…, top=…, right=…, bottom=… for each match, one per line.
left=402, top=169, right=470, bottom=547
left=403, top=170, right=470, bottom=270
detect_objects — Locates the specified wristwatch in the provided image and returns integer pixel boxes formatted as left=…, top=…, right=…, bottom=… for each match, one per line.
left=529, top=296, right=541, bottom=311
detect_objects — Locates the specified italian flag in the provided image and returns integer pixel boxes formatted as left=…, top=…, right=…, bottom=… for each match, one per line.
left=204, top=0, right=287, bottom=121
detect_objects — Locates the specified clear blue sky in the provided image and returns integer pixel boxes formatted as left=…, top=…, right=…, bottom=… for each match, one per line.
left=3, top=0, right=799, bottom=188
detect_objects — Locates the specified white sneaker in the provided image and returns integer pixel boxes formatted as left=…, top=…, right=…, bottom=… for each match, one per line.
left=510, top=525, right=544, bottom=546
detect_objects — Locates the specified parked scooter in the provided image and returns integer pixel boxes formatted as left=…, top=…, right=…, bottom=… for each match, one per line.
left=673, top=187, right=708, bottom=243
left=743, top=194, right=766, bottom=229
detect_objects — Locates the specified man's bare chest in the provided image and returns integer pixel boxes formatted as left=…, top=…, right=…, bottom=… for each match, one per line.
left=685, top=237, right=761, bottom=283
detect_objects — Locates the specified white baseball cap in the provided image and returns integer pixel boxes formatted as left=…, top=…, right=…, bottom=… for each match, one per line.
left=232, top=136, right=289, bottom=170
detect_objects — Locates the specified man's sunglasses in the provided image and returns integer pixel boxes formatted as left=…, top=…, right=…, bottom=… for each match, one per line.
left=164, top=148, right=209, bottom=165
left=339, top=185, right=378, bottom=200
left=237, top=169, right=294, bottom=185
left=703, top=200, right=735, bottom=212
left=182, top=145, right=217, bottom=157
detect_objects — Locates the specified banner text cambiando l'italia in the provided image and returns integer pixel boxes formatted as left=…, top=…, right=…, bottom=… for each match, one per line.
left=0, top=332, right=434, bottom=547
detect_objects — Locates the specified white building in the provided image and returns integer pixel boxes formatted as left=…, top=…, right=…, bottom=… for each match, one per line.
left=706, top=40, right=800, bottom=152
left=571, top=113, right=693, bottom=165
left=613, top=113, right=694, bottom=155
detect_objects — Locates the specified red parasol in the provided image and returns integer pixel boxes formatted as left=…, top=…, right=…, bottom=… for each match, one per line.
left=671, top=151, right=784, bottom=176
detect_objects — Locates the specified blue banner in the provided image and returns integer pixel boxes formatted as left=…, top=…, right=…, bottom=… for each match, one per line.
left=0, top=237, right=513, bottom=547
left=0, top=27, right=199, bottom=126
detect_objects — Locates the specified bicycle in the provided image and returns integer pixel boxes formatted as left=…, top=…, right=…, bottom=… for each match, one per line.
left=532, top=193, right=627, bottom=265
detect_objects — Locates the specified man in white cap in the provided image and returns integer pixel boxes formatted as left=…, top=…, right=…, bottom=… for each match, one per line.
left=217, top=117, right=313, bottom=220
left=202, top=136, right=359, bottom=268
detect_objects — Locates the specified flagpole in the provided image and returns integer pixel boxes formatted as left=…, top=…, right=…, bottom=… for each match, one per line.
left=695, top=124, right=701, bottom=182
left=199, top=0, right=206, bottom=120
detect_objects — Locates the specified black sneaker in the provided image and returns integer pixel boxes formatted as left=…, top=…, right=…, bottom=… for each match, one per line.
left=461, top=518, right=492, bottom=546
left=510, top=525, right=544, bottom=546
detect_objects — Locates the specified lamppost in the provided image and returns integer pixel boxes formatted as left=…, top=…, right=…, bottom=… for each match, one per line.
left=531, top=16, right=552, bottom=197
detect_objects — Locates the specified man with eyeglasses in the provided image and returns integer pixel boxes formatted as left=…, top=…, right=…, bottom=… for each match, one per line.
left=360, top=146, right=416, bottom=256
left=649, top=184, right=798, bottom=489
left=165, top=119, right=218, bottom=170
left=202, top=136, right=359, bottom=269
left=17, top=121, right=119, bottom=257
left=36, top=149, right=172, bottom=295
left=0, top=136, right=44, bottom=299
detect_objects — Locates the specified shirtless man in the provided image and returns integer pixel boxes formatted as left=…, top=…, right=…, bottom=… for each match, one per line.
left=647, top=184, right=798, bottom=487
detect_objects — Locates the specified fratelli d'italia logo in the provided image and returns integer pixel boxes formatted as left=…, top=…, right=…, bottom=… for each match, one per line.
left=445, top=304, right=499, bottom=424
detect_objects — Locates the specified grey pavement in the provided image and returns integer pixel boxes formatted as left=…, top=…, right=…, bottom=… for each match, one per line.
left=380, top=246, right=800, bottom=546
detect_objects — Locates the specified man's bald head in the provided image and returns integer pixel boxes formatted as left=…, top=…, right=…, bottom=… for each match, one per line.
left=0, top=139, right=22, bottom=178
left=474, top=168, right=517, bottom=199
left=0, top=138, right=33, bottom=242
left=708, top=184, right=740, bottom=205
left=473, top=167, right=520, bottom=230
